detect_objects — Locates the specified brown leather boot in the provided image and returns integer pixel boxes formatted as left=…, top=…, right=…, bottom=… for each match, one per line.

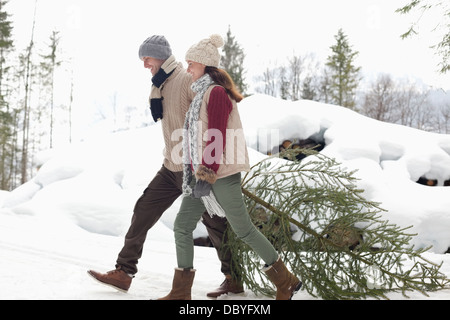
left=158, top=268, right=196, bottom=300
left=206, top=274, right=244, bottom=298
left=87, top=267, right=133, bottom=292
left=264, top=257, right=302, bottom=300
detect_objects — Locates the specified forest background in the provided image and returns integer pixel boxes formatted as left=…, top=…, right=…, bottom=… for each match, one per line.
left=1, top=0, right=449, bottom=192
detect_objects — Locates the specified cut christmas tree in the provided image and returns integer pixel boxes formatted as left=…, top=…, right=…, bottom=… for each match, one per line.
left=225, top=148, right=450, bottom=299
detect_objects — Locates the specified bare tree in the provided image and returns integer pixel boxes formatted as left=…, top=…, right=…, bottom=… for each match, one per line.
left=40, top=30, right=62, bottom=148
left=361, top=74, right=398, bottom=122
left=20, top=0, right=38, bottom=184
left=439, top=102, right=450, bottom=133
left=360, top=75, right=439, bottom=132
left=287, top=55, right=303, bottom=101
left=256, top=53, right=322, bottom=102
left=394, top=81, right=430, bottom=130
left=256, top=66, right=277, bottom=97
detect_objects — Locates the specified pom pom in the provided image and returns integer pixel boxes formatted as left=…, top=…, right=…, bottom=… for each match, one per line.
left=209, top=34, right=224, bottom=48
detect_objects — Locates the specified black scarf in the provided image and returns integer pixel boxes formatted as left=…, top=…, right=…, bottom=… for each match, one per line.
left=149, top=55, right=177, bottom=122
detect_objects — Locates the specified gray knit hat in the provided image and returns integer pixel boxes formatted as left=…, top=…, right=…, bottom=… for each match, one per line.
left=138, top=35, right=172, bottom=60
left=185, top=34, right=224, bottom=67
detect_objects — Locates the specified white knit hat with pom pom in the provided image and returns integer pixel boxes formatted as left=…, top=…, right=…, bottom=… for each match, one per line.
left=185, top=34, right=224, bottom=67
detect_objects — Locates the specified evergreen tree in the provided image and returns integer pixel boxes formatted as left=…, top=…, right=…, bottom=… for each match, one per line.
left=221, top=26, right=248, bottom=95
left=278, top=66, right=289, bottom=100
left=224, top=148, right=449, bottom=299
left=301, top=76, right=317, bottom=101
left=0, top=0, right=14, bottom=190
left=326, top=29, right=361, bottom=110
left=0, top=0, right=13, bottom=88
left=316, top=67, right=332, bottom=104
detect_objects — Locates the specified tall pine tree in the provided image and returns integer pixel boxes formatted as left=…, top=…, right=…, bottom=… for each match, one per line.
left=0, top=0, right=13, bottom=87
left=221, top=26, right=248, bottom=95
left=326, top=29, right=361, bottom=110
left=0, top=0, right=14, bottom=190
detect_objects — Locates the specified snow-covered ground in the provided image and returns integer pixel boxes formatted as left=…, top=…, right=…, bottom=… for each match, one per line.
left=1, top=94, right=450, bottom=300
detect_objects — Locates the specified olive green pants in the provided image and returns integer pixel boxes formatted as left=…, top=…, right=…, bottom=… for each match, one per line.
left=174, top=173, right=278, bottom=269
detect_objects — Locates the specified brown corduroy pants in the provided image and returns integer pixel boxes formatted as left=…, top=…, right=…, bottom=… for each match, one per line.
left=115, top=165, right=232, bottom=275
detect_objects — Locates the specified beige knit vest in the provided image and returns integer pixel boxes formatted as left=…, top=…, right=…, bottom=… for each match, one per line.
left=196, top=85, right=250, bottom=179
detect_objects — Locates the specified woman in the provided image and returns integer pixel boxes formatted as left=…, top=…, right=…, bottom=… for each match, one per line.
left=159, top=35, right=301, bottom=300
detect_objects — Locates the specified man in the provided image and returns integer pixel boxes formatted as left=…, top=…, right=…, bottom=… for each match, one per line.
left=87, top=35, right=243, bottom=298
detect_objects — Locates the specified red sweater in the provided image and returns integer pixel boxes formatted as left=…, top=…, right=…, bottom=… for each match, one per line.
left=202, top=86, right=233, bottom=173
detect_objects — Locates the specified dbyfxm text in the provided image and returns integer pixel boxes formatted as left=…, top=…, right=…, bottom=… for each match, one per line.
left=179, top=303, right=271, bottom=317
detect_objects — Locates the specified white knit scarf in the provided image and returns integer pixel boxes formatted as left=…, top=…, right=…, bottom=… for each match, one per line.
left=182, top=74, right=226, bottom=218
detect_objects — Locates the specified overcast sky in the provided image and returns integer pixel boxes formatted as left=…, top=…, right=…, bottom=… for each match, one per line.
left=6, top=0, right=450, bottom=139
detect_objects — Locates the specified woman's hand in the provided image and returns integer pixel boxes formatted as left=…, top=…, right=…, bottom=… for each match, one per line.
left=191, top=180, right=212, bottom=198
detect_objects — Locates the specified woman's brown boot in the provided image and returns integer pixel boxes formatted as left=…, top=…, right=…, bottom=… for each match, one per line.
left=264, top=257, right=301, bottom=300
left=158, top=268, right=196, bottom=300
